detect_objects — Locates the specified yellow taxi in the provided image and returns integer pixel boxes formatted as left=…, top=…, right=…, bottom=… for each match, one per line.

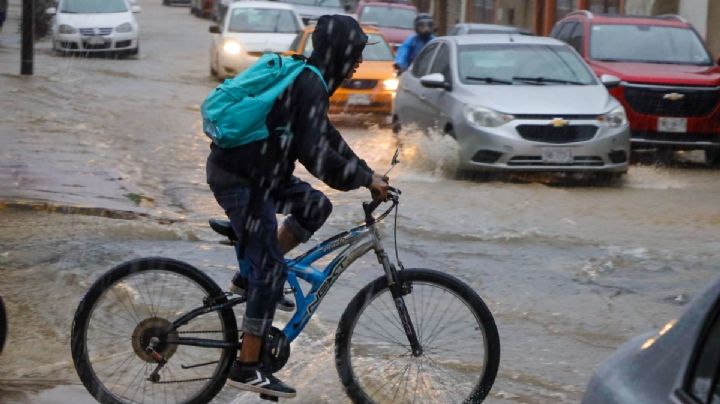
left=289, top=26, right=397, bottom=114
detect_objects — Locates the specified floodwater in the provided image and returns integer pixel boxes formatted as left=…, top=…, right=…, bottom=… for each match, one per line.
left=1, top=1, right=719, bottom=403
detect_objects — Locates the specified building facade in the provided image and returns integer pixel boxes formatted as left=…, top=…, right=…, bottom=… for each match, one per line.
left=420, top=0, right=720, bottom=59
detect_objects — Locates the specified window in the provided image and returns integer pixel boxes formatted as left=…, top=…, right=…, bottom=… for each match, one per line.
left=61, top=0, right=128, bottom=13
left=429, top=44, right=450, bottom=79
left=282, top=0, right=341, bottom=8
left=359, top=6, right=416, bottom=30
left=457, top=43, right=596, bottom=85
left=589, top=24, right=712, bottom=65
left=555, top=0, right=579, bottom=22
left=555, top=22, right=577, bottom=43
left=411, top=43, right=439, bottom=77
left=471, top=0, right=494, bottom=23
left=289, top=32, right=304, bottom=53
left=227, top=8, right=300, bottom=34
left=687, top=306, right=720, bottom=404
left=568, top=23, right=584, bottom=54
left=302, top=34, right=394, bottom=61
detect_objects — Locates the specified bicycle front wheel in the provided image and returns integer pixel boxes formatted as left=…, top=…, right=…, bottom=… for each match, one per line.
left=335, top=269, right=500, bottom=403
left=71, top=257, right=238, bottom=404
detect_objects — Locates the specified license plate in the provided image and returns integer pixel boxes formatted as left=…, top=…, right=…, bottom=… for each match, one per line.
left=657, top=117, right=687, bottom=133
left=87, top=37, right=105, bottom=45
left=346, top=94, right=371, bottom=106
left=542, top=147, right=574, bottom=163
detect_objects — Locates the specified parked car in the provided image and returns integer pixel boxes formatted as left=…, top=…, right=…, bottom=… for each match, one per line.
left=162, top=0, right=191, bottom=7
left=551, top=11, right=720, bottom=165
left=46, top=0, right=141, bottom=56
left=393, top=35, right=630, bottom=179
left=190, top=0, right=213, bottom=18
left=356, top=1, right=417, bottom=50
left=583, top=275, right=720, bottom=404
left=288, top=25, right=397, bottom=114
left=209, top=1, right=304, bottom=79
left=278, top=0, right=348, bottom=24
left=449, top=23, right=533, bottom=36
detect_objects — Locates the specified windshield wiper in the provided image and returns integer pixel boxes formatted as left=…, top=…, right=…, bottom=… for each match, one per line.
left=464, top=76, right=513, bottom=85
left=512, top=76, right=586, bottom=85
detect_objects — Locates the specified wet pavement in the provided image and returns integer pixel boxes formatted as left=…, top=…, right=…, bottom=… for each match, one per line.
left=1, top=1, right=720, bottom=403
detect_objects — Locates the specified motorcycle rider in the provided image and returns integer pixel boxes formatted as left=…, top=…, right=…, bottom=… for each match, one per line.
left=394, top=13, right=436, bottom=72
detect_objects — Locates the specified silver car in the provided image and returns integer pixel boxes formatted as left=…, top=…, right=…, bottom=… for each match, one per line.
left=583, top=275, right=720, bottom=404
left=393, top=35, right=631, bottom=178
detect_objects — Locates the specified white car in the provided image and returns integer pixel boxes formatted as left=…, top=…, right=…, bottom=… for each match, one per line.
left=209, top=1, right=303, bottom=79
left=47, top=0, right=141, bottom=56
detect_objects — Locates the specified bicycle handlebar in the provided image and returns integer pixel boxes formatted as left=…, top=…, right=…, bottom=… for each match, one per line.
left=363, top=186, right=401, bottom=225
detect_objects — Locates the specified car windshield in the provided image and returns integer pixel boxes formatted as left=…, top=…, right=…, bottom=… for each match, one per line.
left=303, top=33, right=394, bottom=61
left=282, top=0, right=342, bottom=8
left=458, top=44, right=597, bottom=85
left=590, top=24, right=711, bottom=65
left=359, top=6, right=416, bottom=30
left=60, top=0, right=128, bottom=13
left=227, top=8, right=299, bottom=33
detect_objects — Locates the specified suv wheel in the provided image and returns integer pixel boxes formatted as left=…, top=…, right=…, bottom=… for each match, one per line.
left=705, top=148, right=720, bottom=166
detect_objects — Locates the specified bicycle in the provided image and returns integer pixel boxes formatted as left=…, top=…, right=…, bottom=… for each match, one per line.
left=70, top=154, right=500, bottom=403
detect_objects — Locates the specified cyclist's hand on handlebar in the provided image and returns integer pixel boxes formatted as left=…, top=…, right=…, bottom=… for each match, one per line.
left=368, top=174, right=390, bottom=202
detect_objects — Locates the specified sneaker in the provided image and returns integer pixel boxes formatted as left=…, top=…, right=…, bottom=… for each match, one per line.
left=229, top=280, right=295, bottom=313
left=226, top=361, right=297, bottom=398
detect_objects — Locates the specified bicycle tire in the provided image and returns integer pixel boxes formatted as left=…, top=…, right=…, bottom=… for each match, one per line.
left=0, top=296, right=6, bottom=355
left=335, top=268, right=500, bottom=403
left=71, top=257, right=238, bottom=404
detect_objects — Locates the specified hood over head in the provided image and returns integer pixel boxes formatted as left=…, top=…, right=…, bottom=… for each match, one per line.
left=309, top=15, right=368, bottom=95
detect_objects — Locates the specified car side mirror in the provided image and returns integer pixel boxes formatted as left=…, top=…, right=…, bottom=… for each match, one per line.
left=600, top=74, right=621, bottom=88
left=420, top=73, right=451, bottom=90
left=209, top=25, right=221, bottom=34
left=46, top=7, right=57, bottom=15
left=131, top=5, right=142, bottom=13
left=344, top=3, right=353, bottom=12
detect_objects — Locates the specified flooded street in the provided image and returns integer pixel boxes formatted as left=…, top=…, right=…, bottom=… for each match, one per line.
left=1, top=1, right=720, bottom=403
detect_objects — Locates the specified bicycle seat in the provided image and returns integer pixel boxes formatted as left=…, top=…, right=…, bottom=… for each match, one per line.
left=209, top=219, right=238, bottom=241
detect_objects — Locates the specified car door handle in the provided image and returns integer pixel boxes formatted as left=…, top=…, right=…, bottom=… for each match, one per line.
left=420, top=94, right=426, bottom=100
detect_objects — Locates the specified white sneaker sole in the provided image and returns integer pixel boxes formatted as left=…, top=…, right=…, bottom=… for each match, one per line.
left=225, top=379, right=297, bottom=398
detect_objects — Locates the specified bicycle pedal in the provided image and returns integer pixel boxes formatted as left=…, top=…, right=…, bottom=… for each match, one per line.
left=259, top=393, right=279, bottom=402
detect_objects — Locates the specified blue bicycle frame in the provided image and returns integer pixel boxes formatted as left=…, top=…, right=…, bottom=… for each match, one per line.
left=281, top=224, right=377, bottom=341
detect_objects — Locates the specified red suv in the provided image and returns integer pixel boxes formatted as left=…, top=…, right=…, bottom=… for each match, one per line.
left=551, top=11, right=720, bottom=165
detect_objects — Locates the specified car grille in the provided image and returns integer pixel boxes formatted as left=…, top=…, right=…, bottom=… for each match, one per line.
left=623, top=85, right=720, bottom=117
left=82, top=40, right=111, bottom=50
left=79, top=27, right=113, bottom=36
left=508, top=156, right=604, bottom=166
left=341, top=79, right=377, bottom=90
left=516, top=125, right=598, bottom=144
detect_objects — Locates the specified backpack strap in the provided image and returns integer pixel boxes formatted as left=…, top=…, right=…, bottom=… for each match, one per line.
left=304, top=64, right=329, bottom=93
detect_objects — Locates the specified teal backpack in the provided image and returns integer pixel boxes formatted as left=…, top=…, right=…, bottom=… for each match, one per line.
left=201, top=53, right=327, bottom=149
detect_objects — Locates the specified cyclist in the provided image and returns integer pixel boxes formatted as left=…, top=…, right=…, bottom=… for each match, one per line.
left=206, top=14, right=390, bottom=399
left=393, top=13, right=436, bottom=72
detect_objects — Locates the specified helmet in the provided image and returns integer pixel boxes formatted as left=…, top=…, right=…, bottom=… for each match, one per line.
left=414, top=13, right=434, bottom=37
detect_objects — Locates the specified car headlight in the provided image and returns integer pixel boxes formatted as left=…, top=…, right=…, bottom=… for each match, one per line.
left=383, top=78, right=399, bottom=91
left=597, top=105, right=628, bottom=128
left=116, top=23, right=133, bottom=33
left=463, top=105, right=514, bottom=128
left=58, top=24, right=77, bottom=34
left=223, top=40, right=242, bottom=56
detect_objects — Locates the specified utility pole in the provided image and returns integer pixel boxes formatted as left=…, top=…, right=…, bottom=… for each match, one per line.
left=21, top=0, right=34, bottom=75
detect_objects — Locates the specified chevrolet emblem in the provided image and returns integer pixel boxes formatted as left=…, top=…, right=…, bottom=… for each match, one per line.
left=550, top=118, right=569, bottom=127
left=663, top=92, right=685, bottom=101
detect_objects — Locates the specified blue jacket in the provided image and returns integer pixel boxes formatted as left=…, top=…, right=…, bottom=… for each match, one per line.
left=394, top=34, right=435, bottom=71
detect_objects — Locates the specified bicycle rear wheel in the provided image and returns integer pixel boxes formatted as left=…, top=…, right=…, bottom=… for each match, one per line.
left=71, top=257, right=238, bottom=404
left=335, top=268, right=500, bottom=403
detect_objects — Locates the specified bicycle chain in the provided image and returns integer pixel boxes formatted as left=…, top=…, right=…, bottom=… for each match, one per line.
left=149, top=330, right=241, bottom=384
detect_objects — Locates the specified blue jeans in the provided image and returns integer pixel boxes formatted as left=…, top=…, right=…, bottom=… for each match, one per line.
left=211, top=177, right=332, bottom=336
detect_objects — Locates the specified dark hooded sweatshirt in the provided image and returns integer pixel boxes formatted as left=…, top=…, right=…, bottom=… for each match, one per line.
left=206, top=15, right=374, bottom=193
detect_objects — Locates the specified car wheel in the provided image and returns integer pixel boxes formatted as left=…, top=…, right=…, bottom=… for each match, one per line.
left=655, top=148, right=674, bottom=165
left=593, top=172, right=624, bottom=186
left=705, top=148, right=720, bottom=166
left=391, top=115, right=401, bottom=134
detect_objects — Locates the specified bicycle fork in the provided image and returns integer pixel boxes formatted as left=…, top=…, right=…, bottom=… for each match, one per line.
left=371, top=227, right=423, bottom=357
